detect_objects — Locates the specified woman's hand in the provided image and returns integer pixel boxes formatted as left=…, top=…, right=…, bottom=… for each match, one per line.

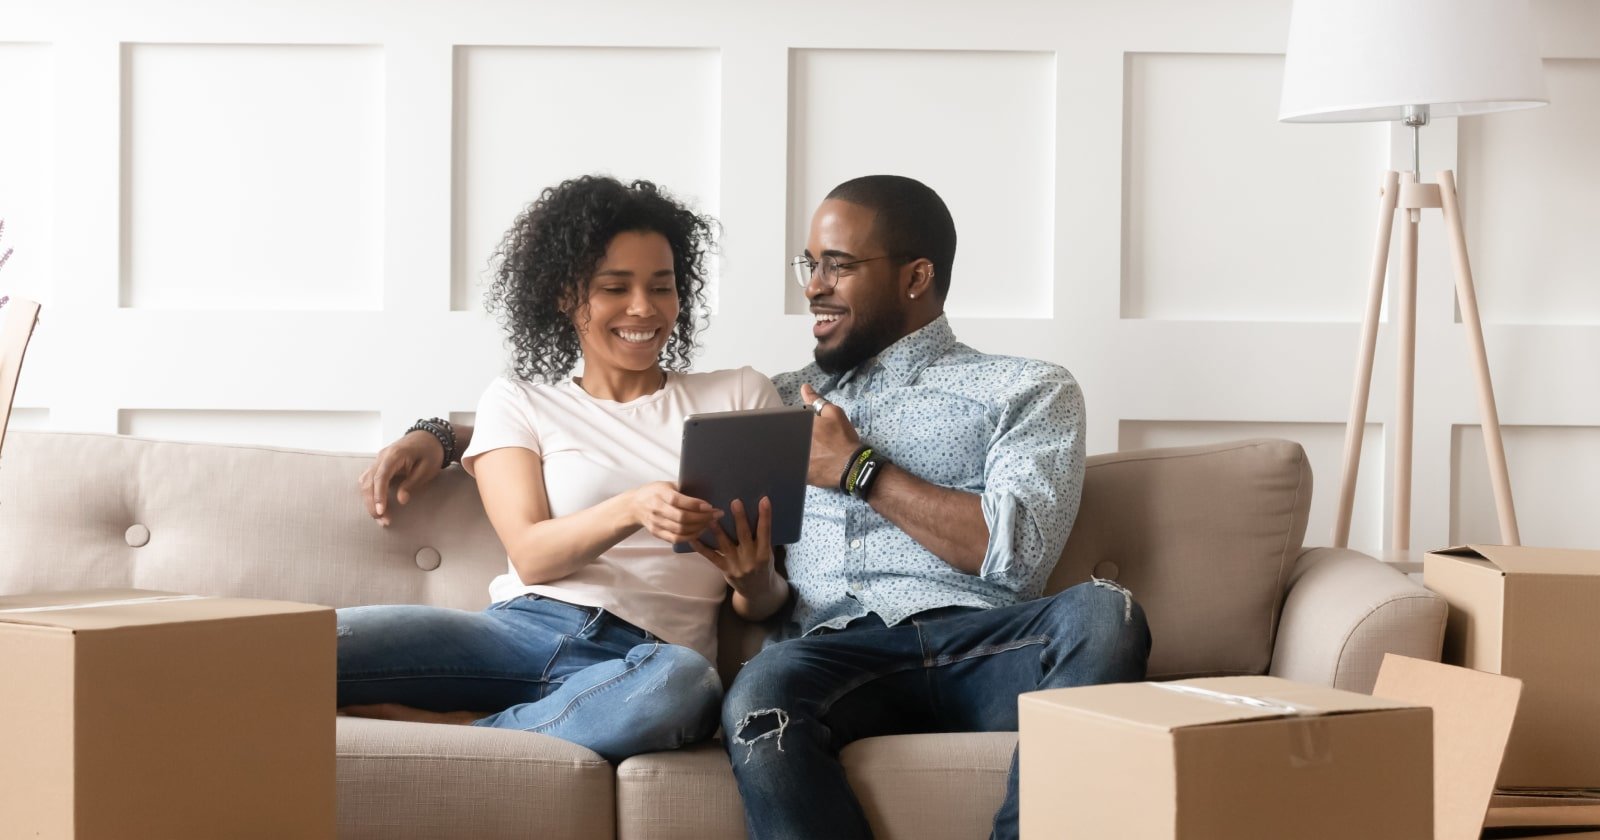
left=629, top=481, right=721, bottom=545
left=691, top=498, right=789, bottom=620
left=360, top=430, right=447, bottom=526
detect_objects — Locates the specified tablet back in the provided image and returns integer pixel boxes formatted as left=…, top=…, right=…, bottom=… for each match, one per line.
left=677, top=406, right=812, bottom=548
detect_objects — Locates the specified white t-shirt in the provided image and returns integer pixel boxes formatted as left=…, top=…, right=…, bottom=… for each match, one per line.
left=460, top=366, right=782, bottom=663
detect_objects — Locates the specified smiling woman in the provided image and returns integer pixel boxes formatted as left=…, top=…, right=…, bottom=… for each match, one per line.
left=336, top=176, right=790, bottom=763
left=486, top=176, right=711, bottom=385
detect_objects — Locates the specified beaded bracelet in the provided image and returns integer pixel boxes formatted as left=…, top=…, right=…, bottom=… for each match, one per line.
left=408, top=417, right=458, bottom=469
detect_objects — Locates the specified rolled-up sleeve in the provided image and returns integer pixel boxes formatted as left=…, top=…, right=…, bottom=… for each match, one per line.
left=976, top=365, right=1086, bottom=596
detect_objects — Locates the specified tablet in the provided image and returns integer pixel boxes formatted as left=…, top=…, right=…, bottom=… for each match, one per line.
left=672, top=406, right=813, bottom=553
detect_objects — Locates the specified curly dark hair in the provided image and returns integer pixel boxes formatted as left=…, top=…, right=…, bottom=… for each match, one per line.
left=485, top=175, right=717, bottom=381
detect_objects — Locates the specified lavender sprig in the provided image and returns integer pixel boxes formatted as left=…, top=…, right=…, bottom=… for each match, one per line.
left=0, top=218, right=11, bottom=310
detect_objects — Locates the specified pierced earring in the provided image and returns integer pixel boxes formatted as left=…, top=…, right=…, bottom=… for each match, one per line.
left=909, top=293, right=918, bottom=299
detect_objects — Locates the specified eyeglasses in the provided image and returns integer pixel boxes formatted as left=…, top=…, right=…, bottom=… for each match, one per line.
left=790, top=254, right=901, bottom=291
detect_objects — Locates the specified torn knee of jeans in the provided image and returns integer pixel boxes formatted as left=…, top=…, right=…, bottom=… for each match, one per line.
left=730, top=707, right=790, bottom=764
left=335, top=624, right=353, bottom=638
left=1091, top=576, right=1134, bottom=623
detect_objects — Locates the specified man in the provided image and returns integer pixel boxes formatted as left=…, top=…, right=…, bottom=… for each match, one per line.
left=364, top=175, right=1150, bottom=839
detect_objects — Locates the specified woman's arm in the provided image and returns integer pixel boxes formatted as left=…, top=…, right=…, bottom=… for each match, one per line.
left=360, top=423, right=477, bottom=525
left=474, top=446, right=720, bottom=585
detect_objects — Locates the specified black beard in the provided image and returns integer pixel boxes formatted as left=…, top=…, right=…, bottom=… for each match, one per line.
left=814, top=310, right=901, bottom=374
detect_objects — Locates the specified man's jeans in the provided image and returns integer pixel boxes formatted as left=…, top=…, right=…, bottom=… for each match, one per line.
left=336, top=594, right=723, bottom=762
left=722, top=580, right=1152, bottom=840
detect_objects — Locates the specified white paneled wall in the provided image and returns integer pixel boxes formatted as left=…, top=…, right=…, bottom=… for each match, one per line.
left=0, top=44, right=53, bottom=307
left=451, top=46, right=722, bottom=312
left=2, top=0, right=1597, bottom=555
left=786, top=49, right=1057, bottom=320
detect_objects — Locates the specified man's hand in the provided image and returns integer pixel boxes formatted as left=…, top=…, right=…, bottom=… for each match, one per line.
left=800, top=383, right=862, bottom=488
left=691, top=498, right=789, bottom=621
left=629, top=481, right=722, bottom=545
left=360, top=430, right=447, bottom=526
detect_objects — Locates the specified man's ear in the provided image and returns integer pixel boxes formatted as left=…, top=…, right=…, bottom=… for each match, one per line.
left=906, top=259, right=935, bottom=300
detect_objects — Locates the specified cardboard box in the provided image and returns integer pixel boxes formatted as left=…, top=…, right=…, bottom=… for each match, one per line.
left=0, top=589, right=335, bottom=839
left=1424, top=545, right=1600, bottom=790
left=1019, top=675, right=1432, bottom=839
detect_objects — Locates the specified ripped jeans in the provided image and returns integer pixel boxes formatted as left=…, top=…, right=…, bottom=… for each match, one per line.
left=335, top=594, right=722, bottom=762
left=721, top=581, right=1151, bottom=840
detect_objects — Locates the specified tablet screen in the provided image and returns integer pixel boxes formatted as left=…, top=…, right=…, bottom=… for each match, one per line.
left=674, top=406, right=812, bottom=552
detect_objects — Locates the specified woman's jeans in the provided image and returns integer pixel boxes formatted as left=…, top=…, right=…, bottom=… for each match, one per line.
left=335, top=594, right=723, bottom=762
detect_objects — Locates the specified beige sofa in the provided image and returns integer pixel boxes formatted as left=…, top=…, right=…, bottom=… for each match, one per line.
left=0, top=432, right=1445, bottom=839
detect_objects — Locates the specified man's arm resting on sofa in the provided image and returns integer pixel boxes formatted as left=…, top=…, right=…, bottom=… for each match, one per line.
left=1269, top=547, right=1447, bottom=694
left=360, top=424, right=477, bottom=524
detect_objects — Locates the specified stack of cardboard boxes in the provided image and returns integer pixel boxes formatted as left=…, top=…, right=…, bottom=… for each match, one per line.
left=1020, top=544, right=1600, bottom=839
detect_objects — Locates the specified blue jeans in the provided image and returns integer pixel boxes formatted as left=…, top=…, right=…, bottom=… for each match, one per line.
left=336, top=594, right=723, bottom=762
left=721, top=581, right=1152, bottom=840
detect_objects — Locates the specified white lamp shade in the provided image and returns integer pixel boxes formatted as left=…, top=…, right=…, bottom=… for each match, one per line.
left=1279, top=0, right=1548, bottom=123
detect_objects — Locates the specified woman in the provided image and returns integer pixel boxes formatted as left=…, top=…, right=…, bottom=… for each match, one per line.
left=337, top=176, right=787, bottom=762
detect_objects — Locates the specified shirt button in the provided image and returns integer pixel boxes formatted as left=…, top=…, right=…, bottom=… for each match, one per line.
left=850, top=538, right=863, bottom=550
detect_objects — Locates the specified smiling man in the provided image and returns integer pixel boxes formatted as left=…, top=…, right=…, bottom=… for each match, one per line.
left=718, top=175, right=1151, bottom=840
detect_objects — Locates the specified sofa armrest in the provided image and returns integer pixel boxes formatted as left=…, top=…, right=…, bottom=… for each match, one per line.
left=1268, top=547, right=1447, bottom=694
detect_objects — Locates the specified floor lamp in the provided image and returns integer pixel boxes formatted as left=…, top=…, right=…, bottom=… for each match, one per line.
left=1279, top=0, right=1548, bottom=553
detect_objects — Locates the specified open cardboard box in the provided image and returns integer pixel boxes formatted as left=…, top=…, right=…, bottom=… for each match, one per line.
left=1424, top=545, right=1600, bottom=791
left=1374, top=654, right=1600, bottom=840
left=1018, top=655, right=1597, bottom=839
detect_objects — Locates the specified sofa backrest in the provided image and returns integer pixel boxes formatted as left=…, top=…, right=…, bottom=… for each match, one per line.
left=0, top=431, right=505, bottom=611
left=0, top=432, right=1309, bottom=683
left=1048, top=438, right=1311, bottom=679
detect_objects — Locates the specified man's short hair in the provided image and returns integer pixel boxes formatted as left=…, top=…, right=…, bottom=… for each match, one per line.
left=825, top=175, right=956, bottom=299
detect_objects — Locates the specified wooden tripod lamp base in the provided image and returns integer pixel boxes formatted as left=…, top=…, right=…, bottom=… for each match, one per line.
left=1330, top=171, right=1520, bottom=552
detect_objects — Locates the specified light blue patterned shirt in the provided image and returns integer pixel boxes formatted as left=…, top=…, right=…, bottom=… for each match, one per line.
left=772, top=314, right=1086, bottom=636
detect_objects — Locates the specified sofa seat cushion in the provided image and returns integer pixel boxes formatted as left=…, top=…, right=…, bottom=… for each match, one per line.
left=616, top=743, right=747, bottom=840
left=842, top=732, right=1016, bottom=839
left=336, top=717, right=614, bottom=840
left=1048, top=438, right=1312, bottom=679
left=616, top=733, right=1015, bottom=840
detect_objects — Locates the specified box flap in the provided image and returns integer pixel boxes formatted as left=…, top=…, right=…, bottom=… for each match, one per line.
left=1027, top=676, right=1417, bottom=732
left=1372, top=653, right=1522, bottom=840
left=0, top=589, right=328, bottom=631
left=1430, top=545, right=1600, bottom=577
left=1486, top=794, right=1600, bottom=830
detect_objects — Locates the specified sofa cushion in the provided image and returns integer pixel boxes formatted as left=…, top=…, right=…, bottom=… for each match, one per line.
left=616, top=743, right=747, bottom=840
left=1047, top=438, right=1311, bottom=679
left=615, top=734, right=1016, bottom=840
left=842, top=732, right=1015, bottom=839
left=337, top=717, right=614, bottom=840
